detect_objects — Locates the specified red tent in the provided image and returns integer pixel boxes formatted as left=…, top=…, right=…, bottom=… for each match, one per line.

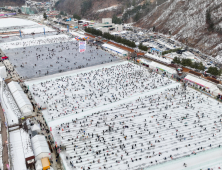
left=1, top=56, right=8, bottom=60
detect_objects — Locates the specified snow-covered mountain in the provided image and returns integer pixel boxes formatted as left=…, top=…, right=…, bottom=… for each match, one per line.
left=137, top=0, right=222, bottom=59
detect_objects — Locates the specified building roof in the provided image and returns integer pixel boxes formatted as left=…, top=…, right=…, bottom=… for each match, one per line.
left=20, top=129, right=35, bottom=159
left=8, top=81, right=32, bottom=116
left=8, top=81, right=23, bottom=94
left=102, top=43, right=128, bottom=55
left=31, top=135, right=50, bottom=157
left=10, top=130, right=27, bottom=170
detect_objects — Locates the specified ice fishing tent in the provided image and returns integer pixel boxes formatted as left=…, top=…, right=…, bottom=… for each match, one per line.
left=8, top=81, right=33, bottom=116
left=31, top=135, right=51, bottom=160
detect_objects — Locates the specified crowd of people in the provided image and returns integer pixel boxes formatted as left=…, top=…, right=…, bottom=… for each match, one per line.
left=29, top=62, right=173, bottom=122
left=2, top=37, right=119, bottom=79
left=52, top=85, right=222, bottom=170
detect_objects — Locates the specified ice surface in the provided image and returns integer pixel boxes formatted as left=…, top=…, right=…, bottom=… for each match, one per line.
left=2, top=37, right=119, bottom=79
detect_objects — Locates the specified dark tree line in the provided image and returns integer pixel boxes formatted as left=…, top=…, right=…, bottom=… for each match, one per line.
left=162, top=48, right=181, bottom=55
left=122, top=3, right=149, bottom=22
left=85, top=27, right=136, bottom=48
left=138, top=43, right=148, bottom=51
left=173, top=57, right=205, bottom=71
left=112, top=15, right=122, bottom=24
left=81, top=0, right=92, bottom=16
left=173, top=57, right=221, bottom=76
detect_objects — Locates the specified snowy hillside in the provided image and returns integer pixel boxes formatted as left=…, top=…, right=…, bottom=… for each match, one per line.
left=137, top=0, right=222, bottom=59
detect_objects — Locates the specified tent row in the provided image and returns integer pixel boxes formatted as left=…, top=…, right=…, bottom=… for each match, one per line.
left=149, top=61, right=177, bottom=76
left=8, top=81, right=32, bottom=117
left=102, top=43, right=128, bottom=57
left=184, top=74, right=220, bottom=95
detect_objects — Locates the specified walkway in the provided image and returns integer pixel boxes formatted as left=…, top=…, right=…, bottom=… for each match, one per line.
left=0, top=105, right=9, bottom=170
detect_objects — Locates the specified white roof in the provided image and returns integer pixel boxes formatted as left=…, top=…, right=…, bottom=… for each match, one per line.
left=149, top=61, right=177, bottom=74
left=9, top=130, right=27, bottom=170
left=213, top=89, right=222, bottom=96
left=102, top=44, right=128, bottom=55
left=182, top=51, right=195, bottom=57
left=20, top=129, right=34, bottom=159
left=8, top=82, right=32, bottom=114
left=8, top=81, right=23, bottom=94
left=2, top=92, right=19, bottom=125
left=139, top=59, right=150, bottom=65
left=184, top=74, right=218, bottom=91
left=13, top=91, right=32, bottom=110
left=31, top=135, right=50, bottom=157
left=31, top=124, right=41, bottom=132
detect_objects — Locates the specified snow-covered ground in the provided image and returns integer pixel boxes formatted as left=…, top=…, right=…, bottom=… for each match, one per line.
left=28, top=14, right=44, bottom=22
left=0, top=18, right=39, bottom=30
left=96, top=5, right=118, bottom=13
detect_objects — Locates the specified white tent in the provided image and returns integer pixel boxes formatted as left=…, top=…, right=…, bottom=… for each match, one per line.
left=213, top=89, right=222, bottom=96
left=8, top=81, right=33, bottom=117
left=0, top=66, right=7, bottom=79
left=35, top=160, right=43, bottom=170
left=102, top=44, right=128, bottom=56
left=8, top=81, right=23, bottom=93
left=31, top=124, right=41, bottom=132
left=184, top=74, right=219, bottom=92
left=13, top=91, right=32, bottom=116
left=149, top=61, right=177, bottom=75
left=31, top=135, right=51, bottom=160
left=10, top=130, right=27, bottom=170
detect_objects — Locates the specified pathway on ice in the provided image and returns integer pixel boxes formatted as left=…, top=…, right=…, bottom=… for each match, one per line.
left=48, top=82, right=179, bottom=128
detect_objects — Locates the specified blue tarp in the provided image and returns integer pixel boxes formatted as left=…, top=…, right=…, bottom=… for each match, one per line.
left=152, top=48, right=160, bottom=52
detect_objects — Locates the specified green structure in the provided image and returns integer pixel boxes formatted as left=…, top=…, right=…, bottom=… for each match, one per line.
left=21, top=6, right=38, bottom=15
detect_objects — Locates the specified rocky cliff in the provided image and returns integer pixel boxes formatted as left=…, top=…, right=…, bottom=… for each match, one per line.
left=137, top=0, right=222, bottom=58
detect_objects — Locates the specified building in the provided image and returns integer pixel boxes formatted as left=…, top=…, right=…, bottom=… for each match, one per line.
left=182, top=51, right=196, bottom=61
left=8, top=81, right=33, bottom=117
left=31, top=135, right=51, bottom=160
left=102, top=44, right=128, bottom=56
left=102, top=18, right=112, bottom=24
left=21, top=6, right=38, bottom=15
